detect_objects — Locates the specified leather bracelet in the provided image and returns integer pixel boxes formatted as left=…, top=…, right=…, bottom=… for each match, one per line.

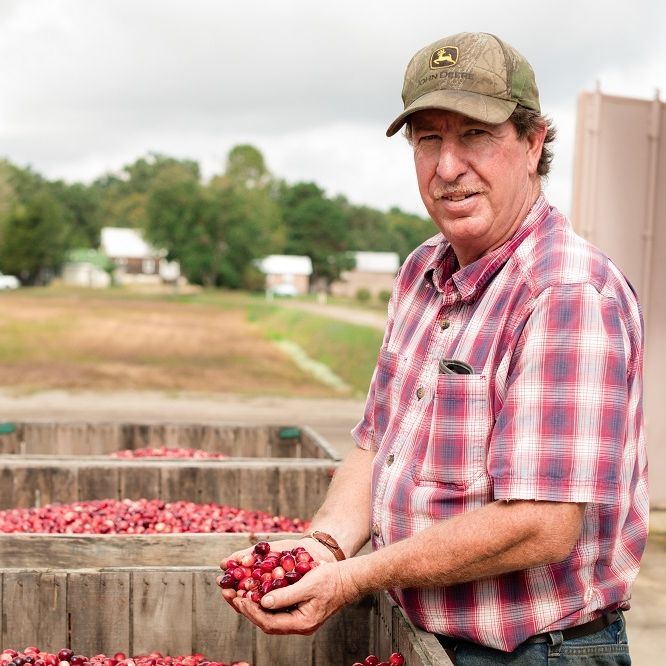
left=304, top=530, right=346, bottom=561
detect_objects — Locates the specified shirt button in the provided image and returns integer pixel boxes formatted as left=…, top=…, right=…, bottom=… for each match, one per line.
left=386, top=454, right=394, bottom=466
left=373, top=525, right=381, bottom=537
left=440, top=319, right=451, bottom=330
left=416, top=386, right=425, bottom=400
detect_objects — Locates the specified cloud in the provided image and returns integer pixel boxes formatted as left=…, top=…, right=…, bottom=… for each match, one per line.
left=1, top=0, right=664, bottom=216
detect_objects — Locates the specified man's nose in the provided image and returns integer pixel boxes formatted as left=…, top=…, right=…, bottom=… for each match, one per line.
left=435, top=141, right=467, bottom=183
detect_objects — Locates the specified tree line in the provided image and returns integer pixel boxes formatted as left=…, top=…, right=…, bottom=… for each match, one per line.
left=0, top=145, right=434, bottom=289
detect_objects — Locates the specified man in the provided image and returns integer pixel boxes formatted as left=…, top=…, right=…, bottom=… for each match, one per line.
left=221, top=32, right=648, bottom=664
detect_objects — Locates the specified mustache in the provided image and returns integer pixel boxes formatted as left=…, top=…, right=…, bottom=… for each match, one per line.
left=432, top=186, right=481, bottom=199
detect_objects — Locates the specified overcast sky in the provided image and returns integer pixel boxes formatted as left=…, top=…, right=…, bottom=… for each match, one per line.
left=1, top=0, right=665, bottom=219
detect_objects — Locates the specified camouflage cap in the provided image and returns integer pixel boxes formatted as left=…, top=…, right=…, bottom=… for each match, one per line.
left=386, top=32, right=540, bottom=137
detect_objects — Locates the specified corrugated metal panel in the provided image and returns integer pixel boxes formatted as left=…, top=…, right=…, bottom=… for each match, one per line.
left=571, top=90, right=665, bottom=507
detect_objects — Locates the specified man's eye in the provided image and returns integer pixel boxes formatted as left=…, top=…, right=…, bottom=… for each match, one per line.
left=419, top=134, right=440, bottom=142
left=466, top=129, right=486, bottom=137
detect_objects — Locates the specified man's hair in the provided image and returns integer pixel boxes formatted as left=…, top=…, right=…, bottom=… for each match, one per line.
left=510, top=106, right=556, bottom=178
left=403, top=106, right=557, bottom=178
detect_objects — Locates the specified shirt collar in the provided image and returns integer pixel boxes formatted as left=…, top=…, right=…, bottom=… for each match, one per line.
left=424, top=195, right=550, bottom=303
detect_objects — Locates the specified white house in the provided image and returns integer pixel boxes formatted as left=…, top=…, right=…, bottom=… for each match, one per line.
left=100, top=227, right=180, bottom=285
left=331, top=251, right=400, bottom=299
left=255, top=254, right=313, bottom=296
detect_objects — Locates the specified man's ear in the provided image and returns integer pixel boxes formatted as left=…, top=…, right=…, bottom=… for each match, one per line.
left=525, top=123, right=547, bottom=176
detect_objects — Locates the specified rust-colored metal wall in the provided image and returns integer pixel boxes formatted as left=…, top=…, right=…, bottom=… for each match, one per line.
left=571, top=89, right=665, bottom=507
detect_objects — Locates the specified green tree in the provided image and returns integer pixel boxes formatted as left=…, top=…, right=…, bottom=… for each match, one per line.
left=204, top=144, right=284, bottom=287
left=93, top=153, right=201, bottom=230
left=144, top=145, right=284, bottom=288
left=0, top=188, right=69, bottom=284
left=48, top=180, right=103, bottom=248
left=278, top=182, right=353, bottom=288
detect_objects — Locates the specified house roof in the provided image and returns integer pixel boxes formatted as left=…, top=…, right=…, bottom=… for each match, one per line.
left=256, top=254, right=313, bottom=276
left=100, top=227, right=164, bottom=259
left=353, top=251, right=400, bottom=273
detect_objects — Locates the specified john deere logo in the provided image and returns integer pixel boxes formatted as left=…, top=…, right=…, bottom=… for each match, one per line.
left=430, top=46, right=458, bottom=69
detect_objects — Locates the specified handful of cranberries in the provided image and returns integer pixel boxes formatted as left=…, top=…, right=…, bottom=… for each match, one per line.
left=217, top=540, right=317, bottom=604
left=352, top=654, right=405, bottom=666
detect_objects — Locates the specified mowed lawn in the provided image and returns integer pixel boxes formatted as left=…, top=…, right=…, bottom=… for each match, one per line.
left=0, top=287, right=383, bottom=398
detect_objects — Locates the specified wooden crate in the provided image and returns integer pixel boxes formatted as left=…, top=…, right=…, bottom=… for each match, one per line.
left=0, top=458, right=335, bottom=517
left=0, top=567, right=452, bottom=665
left=0, top=422, right=340, bottom=460
left=0, top=533, right=298, bottom=568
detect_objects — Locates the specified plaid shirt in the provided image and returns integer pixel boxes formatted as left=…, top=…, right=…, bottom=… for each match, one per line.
left=352, top=196, right=649, bottom=651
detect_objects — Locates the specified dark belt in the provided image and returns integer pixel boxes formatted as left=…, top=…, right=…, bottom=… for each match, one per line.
left=435, top=610, right=621, bottom=649
left=524, top=610, right=621, bottom=644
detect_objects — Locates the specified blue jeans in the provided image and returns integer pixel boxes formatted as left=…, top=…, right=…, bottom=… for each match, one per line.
left=436, top=611, right=631, bottom=665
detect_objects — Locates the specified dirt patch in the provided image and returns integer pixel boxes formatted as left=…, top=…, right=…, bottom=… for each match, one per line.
left=0, top=293, right=341, bottom=397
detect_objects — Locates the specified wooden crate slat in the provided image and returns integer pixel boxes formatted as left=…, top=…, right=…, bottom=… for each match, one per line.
left=235, top=426, right=267, bottom=458
left=0, top=571, right=67, bottom=651
left=78, top=464, right=120, bottom=501
left=177, top=424, right=206, bottom=449
left=68, top=571, right=131, bottom=655
left=255, top=631, right=314, bottom=666
left=0, top=421, right=338, bottom=459
left=270, top=426, right=302, bottom=459
left=90, top=422, right=122, bottom=455
left=277, top=465, right=333, bottom=520
left=375, top=591, right=395, bottom=661
left=57, top=423, right=89, bottom=456
left=238, top=466, right=279, bottom=514
left=119, top=465, right=161, bottom=500
left=0, top=533, right=301, bottom=568
left=131, top=570, right=193, bottom=654
left=0, top=467, right=14, bottom=510
left=312, top=596, right=373, bottom=666
left=10, top=465, right=78, bottom=508
left=192, top=571, right=255, bottom=661
left=200, top=425, right=237, bottom=456
left=0, top=425, right=20, bottom=454
left=21, top=423, right=58, bottom=455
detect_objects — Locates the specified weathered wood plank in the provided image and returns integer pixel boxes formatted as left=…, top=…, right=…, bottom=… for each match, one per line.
left=0, top=421, right=339, bottom=459
left=119, top=465, right=161, bottom=500
left=77, top=464, right=120, bottom=501
left=0, top=533, right=296, bottom=569
left=68, top=571, right=131, bottom=655
left=192, top=570, right=255, bottom=661
left=131, top=570, right=193, bottom=654
left=89, top=422, right=122, bottom=455
left=56, top=423, right=89, bottom=455
left=312, top=596, right=373, bottom=666
left=277, top=465, right=333, bottom=520
left=0, top=467, right=14, bottom=511
left=255, top=631, right=314, bottom=666
left=0, top=570, right=67, bottom=652
left=0, top=424, right=20, bottom=454
left=238, top=465, right=279, bottom=514
left=9, top=465, right=78, bottom=508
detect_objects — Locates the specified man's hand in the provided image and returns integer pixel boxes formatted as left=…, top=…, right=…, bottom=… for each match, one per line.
left=227, top=559, right=358, bottom=635
left=218, top=537, right=339, bottom=610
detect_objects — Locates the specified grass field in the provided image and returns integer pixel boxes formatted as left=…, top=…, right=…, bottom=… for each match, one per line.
left=0, top=287, right=383, bottom=398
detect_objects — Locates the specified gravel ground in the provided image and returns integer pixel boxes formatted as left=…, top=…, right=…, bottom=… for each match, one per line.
left=0, top=388, right=662, bottom=665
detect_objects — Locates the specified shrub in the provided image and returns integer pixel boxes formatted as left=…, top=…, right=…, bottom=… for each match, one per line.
left=356, top=287, right=371, bottom=303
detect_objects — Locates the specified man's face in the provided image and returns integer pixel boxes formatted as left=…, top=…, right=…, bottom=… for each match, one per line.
left=410, top=108, right=545, bottom=266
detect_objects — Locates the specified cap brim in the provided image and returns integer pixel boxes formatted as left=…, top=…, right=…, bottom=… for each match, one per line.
left=385, top=90, right=517, bottom=137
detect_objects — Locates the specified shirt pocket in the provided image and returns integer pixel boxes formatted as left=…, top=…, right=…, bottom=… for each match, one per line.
left=418, top=373, right=492, bottom=489
left=372, top=347, right=404, bottom=446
